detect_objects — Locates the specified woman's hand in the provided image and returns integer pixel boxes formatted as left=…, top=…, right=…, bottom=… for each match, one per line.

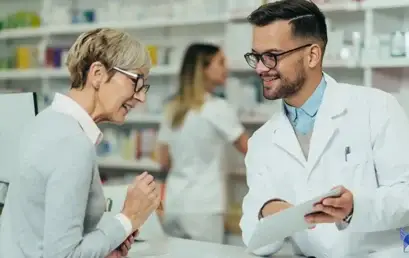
left=105, top=250, right=122, bottom=258
left=113, top=231, right=138, bottom=257
left=121, top=172, right=161, bottom=232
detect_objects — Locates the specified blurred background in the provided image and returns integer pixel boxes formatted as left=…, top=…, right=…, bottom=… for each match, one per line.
left=1, top=0, right=409, bottom=246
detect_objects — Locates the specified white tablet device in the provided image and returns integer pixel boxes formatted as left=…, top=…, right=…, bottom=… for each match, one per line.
left=246, top=187, right=342, bottom=252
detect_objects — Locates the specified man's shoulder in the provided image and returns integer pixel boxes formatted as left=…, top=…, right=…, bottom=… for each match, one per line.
left=337, top=82, right=394, bottom=103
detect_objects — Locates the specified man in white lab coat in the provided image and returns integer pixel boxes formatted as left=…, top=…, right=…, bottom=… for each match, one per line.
left=240, top=0, right=409, bottom=257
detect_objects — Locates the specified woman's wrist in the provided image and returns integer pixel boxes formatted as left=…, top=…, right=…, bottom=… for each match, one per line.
left=115, top=213, right=133, bottom=236
left=121, top=210, right=143, bottom=232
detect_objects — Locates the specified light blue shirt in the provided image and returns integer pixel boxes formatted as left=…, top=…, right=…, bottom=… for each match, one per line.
left=284, top=76, right=326, bottom=135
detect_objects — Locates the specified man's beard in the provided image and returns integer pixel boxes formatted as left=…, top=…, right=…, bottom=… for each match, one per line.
left=262, top=65, right=306, bottom=101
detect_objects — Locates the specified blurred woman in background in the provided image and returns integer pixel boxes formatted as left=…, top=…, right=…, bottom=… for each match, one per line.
left=156, top=43, right=249, bottom=243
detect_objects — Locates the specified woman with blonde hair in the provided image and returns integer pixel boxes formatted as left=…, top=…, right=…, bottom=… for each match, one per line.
left=157, top=43, right=249, bottom=243
left=0, top=28, right=161, bottom=258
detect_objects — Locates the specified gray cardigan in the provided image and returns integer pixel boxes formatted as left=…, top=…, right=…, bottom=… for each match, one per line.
left=0, top=108, right=126, bottom=258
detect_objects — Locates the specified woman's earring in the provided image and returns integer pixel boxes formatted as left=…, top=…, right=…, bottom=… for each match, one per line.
left=93, top=81, right=101, bottom=90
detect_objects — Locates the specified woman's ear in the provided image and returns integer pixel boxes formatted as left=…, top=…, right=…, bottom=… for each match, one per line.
left=88, top=61, right=107, bottom=90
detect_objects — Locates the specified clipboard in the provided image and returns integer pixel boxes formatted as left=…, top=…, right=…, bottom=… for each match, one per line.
left=247, top=188, right=342, bottom=252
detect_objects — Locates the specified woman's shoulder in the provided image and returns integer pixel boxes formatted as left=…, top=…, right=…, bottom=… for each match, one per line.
left=203, top=95, right=234, bottom=112
left=23, top=109, right=94, bottom=158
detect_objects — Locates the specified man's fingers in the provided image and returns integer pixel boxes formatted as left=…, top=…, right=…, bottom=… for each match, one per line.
left=313, top=204, right=345, bottom=219
left=322, top=194, right=349, bottom=208
left=304, top=212, right=335, bottom=224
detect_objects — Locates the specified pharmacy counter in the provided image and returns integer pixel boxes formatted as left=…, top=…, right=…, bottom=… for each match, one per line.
left=129, top=237, right=298, bottom=257
left=129, top=237, right=408, bottom=258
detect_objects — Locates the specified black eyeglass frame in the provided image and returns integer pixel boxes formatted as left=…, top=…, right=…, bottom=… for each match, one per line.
left=244, top=44, right=312, bottom=69
left=113, top=67, right=150, bottom=94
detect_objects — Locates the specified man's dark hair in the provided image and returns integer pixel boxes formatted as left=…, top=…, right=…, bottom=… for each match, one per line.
left=247, top=0, right=327, bottom=49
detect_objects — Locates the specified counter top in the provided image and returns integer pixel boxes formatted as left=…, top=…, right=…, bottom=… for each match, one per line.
left=129, top=237, right=299, bottom=258
left=129, top=237, right=409, bottom=258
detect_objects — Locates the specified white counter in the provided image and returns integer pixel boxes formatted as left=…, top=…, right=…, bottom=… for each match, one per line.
left=129, top=237, right=409, bottom=258
left=128, top=237, right=299, bottom=258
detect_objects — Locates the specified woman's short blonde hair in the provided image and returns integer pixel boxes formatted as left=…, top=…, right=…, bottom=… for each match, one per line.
left=66, top=28, right=152, bottom=88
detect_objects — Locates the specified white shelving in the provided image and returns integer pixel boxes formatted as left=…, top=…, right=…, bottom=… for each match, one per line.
left=2, top=0, right=409, bottom=174
left=362, top=57, right=409, bottom=68
left=0, top=15, right=229, bottom=40
left=0, top=65, right=179, bottom=81
left=125, top=113, right=163, bottom=124
left=124, top=113, right=271, bottom=125
left=98, top=156, right=161, bottom=171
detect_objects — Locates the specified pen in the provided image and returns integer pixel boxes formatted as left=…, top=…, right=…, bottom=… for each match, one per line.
left=106, top=198, right=113, bottom=212
left=344, top=146, right=350, bottom=162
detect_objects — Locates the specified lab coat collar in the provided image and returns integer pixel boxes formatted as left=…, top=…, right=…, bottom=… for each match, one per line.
left=285, top=75, right=327, bottom=121
left=269, top=73, right=348, bottom=171
left=51, top=93, right=103, bottom=145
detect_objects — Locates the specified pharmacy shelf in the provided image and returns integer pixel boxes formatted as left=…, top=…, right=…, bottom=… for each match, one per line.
left=240, top=115, right=270, bottom=125
left=362, top=57, right=409, bottom=68
left=124, top=113, right=270, bottom=125
left=0, top=65, right=179, bottom=81
left=229, top=1, right=362, bottom=22
left=0, top=15, right=228, bottom=40
left=2, top=1, right=409, bottom=41
left=361, top=0, right=409, bottom=10
left=99, top=156, right=161, bottom=171
left=125, top=113, right=162, bottom=124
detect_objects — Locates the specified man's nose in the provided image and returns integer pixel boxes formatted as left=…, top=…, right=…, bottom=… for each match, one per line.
left=255, top=60, right=270, bottom=75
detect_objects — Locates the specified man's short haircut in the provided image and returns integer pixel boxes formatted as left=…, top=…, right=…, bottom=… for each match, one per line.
left=247, top=0, right=328, bottom=49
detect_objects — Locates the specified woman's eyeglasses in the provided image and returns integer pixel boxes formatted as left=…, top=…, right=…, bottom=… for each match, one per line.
left=113, top=67, right=150, bottom=94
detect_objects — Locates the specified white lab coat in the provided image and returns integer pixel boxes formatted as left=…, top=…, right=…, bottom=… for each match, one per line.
left=157, top=94, right=245, bottom=243
left=240, top=74, right=409, bottom=258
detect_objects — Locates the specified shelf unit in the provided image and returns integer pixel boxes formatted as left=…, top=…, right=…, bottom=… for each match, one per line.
left=99, top=156, right=161, bottom=171
left=2, top=0, right=409, bottom=172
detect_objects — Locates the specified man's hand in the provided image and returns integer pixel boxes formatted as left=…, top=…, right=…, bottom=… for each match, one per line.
left=304, top=186, right=354, bottom=224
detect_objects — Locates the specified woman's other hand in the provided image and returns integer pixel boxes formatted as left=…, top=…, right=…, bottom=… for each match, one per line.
left=121, top=172, right=161, bottom=231
left=114, top=232, right=136, bottom=257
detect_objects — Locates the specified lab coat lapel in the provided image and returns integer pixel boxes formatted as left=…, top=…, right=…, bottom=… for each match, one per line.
left=306, top=74, right=347, bottom=175
left=271, top=103, right=306, bottom=166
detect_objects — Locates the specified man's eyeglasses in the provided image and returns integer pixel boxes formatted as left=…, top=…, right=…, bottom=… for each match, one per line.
left=113, top=67, right=150, bottom=94
left=244, top=44, right=312, bottom=69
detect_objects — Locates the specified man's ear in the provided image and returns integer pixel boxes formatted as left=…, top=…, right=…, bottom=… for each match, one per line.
left=307, top=44, right=322, bottom=69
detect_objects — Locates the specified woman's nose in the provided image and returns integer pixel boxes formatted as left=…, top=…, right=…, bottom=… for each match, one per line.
left=134, top=91, right=146, bottom=103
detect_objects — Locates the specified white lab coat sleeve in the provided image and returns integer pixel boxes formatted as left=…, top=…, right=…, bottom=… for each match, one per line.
left=157, top=113, right=172, bottom=144
left=204, top=100, right=245, bottom=143
left=239, top=137, right=285, bottom=256
left=345, top=93, right=409, bottom=232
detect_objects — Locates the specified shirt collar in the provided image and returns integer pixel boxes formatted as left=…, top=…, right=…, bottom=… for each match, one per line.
left=285, top=76, right=327, bottom=121
left=51, top=93, right=103, bottom=145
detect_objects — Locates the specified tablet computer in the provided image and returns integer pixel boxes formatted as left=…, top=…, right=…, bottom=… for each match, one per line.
left=247, top=188, right=342, bottom=252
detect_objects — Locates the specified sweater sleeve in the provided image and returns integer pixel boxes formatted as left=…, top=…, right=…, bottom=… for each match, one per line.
left=41, top=133, right=127, bottom=258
